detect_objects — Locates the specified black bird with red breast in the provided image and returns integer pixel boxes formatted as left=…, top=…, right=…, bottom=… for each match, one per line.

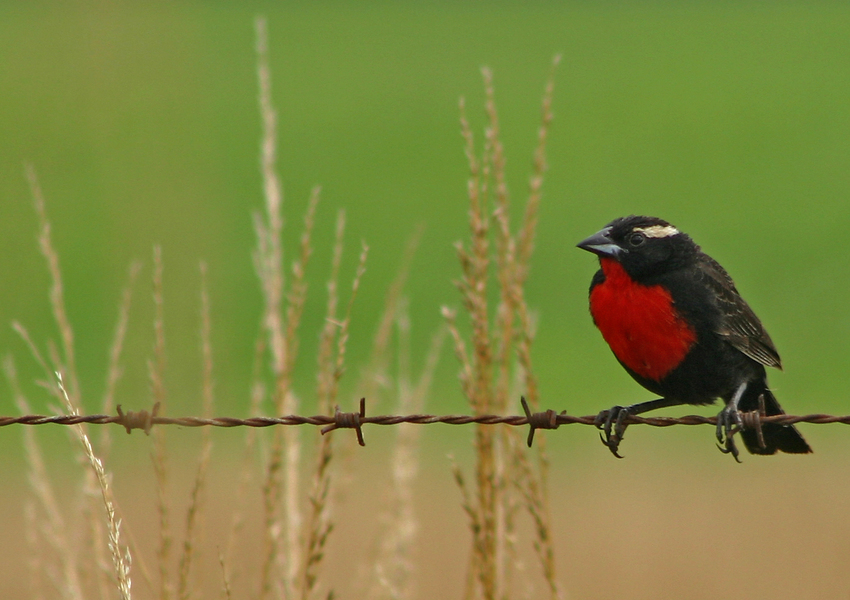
left=577, top=215, right=811, bottom=460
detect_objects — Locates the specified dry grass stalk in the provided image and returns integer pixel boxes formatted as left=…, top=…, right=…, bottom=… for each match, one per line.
left=218, top=551, right=234, bottom=600
left=454, top=87, right=499, bottom=600
left=369, top=306, right=447, bottom=600
left=254, top=15, right=293, bottom=598
left=315, top=211, right=347, bottom=414
left=21, top=170, right=121, bottom=600
left=511, top=55, right=562, bottom=600
left=285, top=186, right=320, bottom=377
left=300, top=211, right=346, bottom=600
left=456, top=99, right=494, bottom=417
left=99, top=261, right=142, bottom=460
left=253, top=17, right=329, bottom=599
left=500, top=59, right=562, bottom=598
left=84, top=260, right=142, bottom=599
left=359, top=225, right=424, bottom=405
left=56, top=373, right=133, bottom=600
left=280, top=189, right=321, bottom=597
left=17, top=173, right=142, bottom=600
left=177, top=263, right=216, bottom=600
left=24, top=500, right=44, bottom=600
left=5, top=356, right=85, bottom=600
left=302, top=215, right=369, bottom=600
left=518, top=54, right=560, bottom=276
left=447, top=63, right=561, bottom=599
left=145, top=244, right=175, bottom=600
left=335, top=229, right=426, bottom=519
left=450, top=457, right=483, bottom=600
left=223, top=333, right=267, bottom=590
left=480, top=67, right=519, bottom=597
left=25, top=164, right=80, bottom=404
left=10, top=323, right=50, bottom=387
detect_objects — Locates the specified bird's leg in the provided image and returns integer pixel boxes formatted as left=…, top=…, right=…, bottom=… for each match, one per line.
left=716, top=381, right=747, bottom=462
left=595, top=397, right=683, bottom=458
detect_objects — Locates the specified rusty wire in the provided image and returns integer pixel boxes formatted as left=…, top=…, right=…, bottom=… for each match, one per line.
left=0, top=397, right=846, bottom=447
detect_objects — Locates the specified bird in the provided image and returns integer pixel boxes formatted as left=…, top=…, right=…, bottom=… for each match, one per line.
left=577, top=215, right=811, bottom=460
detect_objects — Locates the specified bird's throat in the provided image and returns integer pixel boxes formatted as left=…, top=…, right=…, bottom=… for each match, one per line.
left=590, top=259, right=697, bottom=382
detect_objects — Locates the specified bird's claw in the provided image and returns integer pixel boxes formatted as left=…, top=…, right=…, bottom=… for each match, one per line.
left=595, top=405, right=631, bottom=458
left=715, top=406, right=743, bottom=463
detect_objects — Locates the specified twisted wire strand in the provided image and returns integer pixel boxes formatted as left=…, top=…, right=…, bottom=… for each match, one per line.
left=1, top=409, right=845, bottom=430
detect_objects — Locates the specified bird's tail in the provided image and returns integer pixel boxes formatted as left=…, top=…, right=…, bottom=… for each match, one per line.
left=739, top=384, right=812, bottom=455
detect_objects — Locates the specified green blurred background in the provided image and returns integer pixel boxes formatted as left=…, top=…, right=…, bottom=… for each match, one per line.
left=1, top=1, right=849, bottom=440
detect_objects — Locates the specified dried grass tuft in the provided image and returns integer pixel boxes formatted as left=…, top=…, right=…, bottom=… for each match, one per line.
left=446, top=61, right=562, bottom=600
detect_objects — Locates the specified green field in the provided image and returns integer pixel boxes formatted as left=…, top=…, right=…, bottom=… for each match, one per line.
left=1, top=3, right=849, bottom=597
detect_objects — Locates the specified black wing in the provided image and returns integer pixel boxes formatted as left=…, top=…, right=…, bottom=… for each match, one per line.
left=696, top=254, right=782, bottom=369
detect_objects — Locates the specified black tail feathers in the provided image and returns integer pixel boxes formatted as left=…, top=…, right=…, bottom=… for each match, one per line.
left=739, top=385, right=812, bottom=455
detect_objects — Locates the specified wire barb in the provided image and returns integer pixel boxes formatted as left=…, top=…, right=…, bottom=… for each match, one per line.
left=116, top=402, right=159, bottom=435
left=521, top=396, right=565, bottom=447
left=739, top=397, right=767, bottom=451
left=320, top=397, right=366, bottom=446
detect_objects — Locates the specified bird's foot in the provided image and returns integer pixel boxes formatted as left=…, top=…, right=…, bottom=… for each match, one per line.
left=594, top=405, right=632, bottom=458
left=715, top=405, right=744, bottom=463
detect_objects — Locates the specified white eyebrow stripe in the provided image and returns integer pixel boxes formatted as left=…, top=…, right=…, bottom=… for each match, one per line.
left=635, top=225, right=680, bottom=238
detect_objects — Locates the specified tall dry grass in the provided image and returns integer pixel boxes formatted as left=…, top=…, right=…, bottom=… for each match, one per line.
left=444, top=57, right=561, bottom=600
left=4, top=17, right=561, bottom=600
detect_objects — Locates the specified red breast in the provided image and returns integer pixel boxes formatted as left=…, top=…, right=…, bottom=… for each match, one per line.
left=590, top=259, right=697, bottom=382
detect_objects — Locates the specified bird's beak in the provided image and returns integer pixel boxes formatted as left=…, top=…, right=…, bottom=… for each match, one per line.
left=576, top=227, right=624, bottom=257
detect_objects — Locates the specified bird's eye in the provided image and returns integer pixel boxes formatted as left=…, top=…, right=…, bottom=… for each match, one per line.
left=627, top=232, right=646, bottom=247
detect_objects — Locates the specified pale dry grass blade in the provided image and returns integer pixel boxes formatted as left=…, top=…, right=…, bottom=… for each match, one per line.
left=100, top=261, right=142, bottom=459
left=11, top=321, right=58, bottom=397
left=512, top=56, right=562, bottom=599
left=334, top=241, right=369, bottom=403
left=513, top=55, right=560, bottom=412
left=450, top=457, right=481, bottom=600
left=88, top=261, right=142, bottom=600
left=484, top=67, right=518, bottom=418
left=315, top=210, right=347, bottom=414
left=25, top=164, right=80, bottom=404
left=512, top=448, right=560, bottom=599
left=253, top=14, right=289, bottom=412
left=223, top=331, right=266, bottom=591
left=359, top=225, right=424, bottom=405
left=56, top=373, right=132, bottom=600
left=369, top=307, right=447, bottom=600
left=483, top=68, right=528, bottom=598
left=456, top=99, right=494, bottom=416
left=284, top=186, right=320, bottom=378
left=177, top=263, right=216, bottom=600
left=253, top=16, right=315, bottom=598
left=458, top=78, right=501, bottom=600
left=479, top=69, right=525, bottom=598
left=4, top=355, right=84, bottom=600
left=302, top=217, right=369, bottom=600
left=18, top=170, right=137, bottom=600
left=518, top=54, right=560, bottom=273
left=24, top=500, right=44, bottom=600
left=218, top=551, right=234, bottom=600
left=14, top=173, right=95, bottom=598
left=148, top=245, right=174, bottom=600
left=295, top=210, right=347, bottom=600
left=279, top=191, right=321, bottom=599
left=440, top=307, right=474, bottom=401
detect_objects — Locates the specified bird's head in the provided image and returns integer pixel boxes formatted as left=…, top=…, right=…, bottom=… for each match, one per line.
left=577, top=215, right=698, bottom=279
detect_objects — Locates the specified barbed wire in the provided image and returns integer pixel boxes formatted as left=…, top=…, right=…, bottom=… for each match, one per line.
left=1, top=397, right=846, bottom=447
